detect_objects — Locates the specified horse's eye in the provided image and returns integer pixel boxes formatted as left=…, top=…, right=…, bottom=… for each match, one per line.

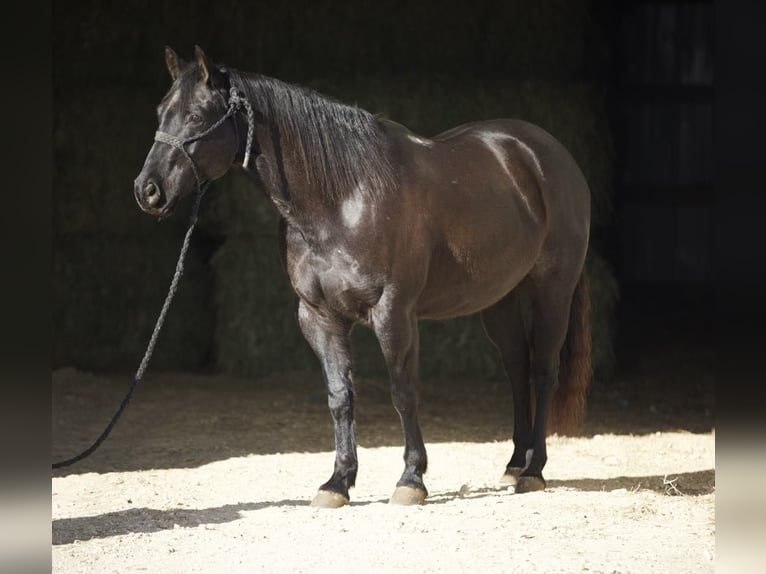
left=189, top=113, right=202, bottom=124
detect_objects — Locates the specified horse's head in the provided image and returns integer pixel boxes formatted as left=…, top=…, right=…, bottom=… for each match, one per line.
left=134, top=46, right=239, bottom=217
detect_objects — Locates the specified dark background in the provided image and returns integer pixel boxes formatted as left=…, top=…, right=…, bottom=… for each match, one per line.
left=52, top=0, right=722, bottom=395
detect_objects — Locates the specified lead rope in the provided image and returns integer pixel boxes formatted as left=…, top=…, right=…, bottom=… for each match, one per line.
left=53, top=87, right=254, bottom=469
left=52, top=190, right=205, bottom=469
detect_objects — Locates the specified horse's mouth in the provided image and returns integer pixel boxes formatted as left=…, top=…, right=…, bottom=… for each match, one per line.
left=159, top=199, right=177, bottom=217
left=147, top=195, right=179, bottom=220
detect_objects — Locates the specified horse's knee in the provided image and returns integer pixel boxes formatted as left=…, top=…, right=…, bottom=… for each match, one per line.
left=327, top=388, right=353, bottom=419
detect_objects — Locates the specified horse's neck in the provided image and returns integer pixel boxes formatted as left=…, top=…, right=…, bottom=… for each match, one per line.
left=249, top=123, right=338, bottom=227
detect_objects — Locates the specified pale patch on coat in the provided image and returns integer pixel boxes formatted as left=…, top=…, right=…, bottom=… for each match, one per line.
left=341, top=195, right=365, bottom=228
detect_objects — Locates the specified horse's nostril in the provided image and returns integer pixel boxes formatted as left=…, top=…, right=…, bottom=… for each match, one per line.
left=144, top=181, right=161, bottom=206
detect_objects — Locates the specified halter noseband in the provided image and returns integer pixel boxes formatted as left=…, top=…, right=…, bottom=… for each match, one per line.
left=153, top=86, right=255, bottom=199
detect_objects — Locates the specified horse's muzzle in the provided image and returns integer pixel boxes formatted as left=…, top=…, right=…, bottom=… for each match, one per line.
left=134, top=177, right=167, bottom=213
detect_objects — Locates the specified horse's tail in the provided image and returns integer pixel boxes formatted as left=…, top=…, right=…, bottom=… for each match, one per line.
left=549, top=269, right=592, bottom=434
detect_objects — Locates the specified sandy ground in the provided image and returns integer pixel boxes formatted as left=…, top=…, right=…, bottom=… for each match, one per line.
left=52, top=367, right=714, bottom=573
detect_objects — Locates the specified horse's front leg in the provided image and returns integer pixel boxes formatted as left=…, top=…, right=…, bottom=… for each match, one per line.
left=372, top=305, right=428, bottom=505
left=297, top=300, right=356, bottom=508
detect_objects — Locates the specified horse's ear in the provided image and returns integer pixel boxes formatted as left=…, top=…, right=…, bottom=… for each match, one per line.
left=194, top=45, right=215, bottom=85
left=165, top=46, right=183, bottom=81
left=194, top=45, right=227, bottom=89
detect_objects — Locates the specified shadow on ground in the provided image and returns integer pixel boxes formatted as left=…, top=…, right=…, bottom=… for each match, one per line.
left=52, top=468, right=714, bottom=545
left=51, top=362, right=714, bottom=477
left=52, top=500, right=307, bottom=545
left=52, top=294, right=715, bottom=476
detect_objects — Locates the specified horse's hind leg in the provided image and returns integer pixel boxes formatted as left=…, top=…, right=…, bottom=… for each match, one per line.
left=516, top=274, right=578, bottom=493
left=481, top=285, right=533, bottom=487
left=297, top=300, right=357, bottom=508
left=372, top=303, right=428, bottom=505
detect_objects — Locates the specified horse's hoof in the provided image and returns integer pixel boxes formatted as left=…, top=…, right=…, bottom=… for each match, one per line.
left=310, top=490, right=349, bottom=508
left=389, top=485, right=427, bottom=505
left=516, top=476, right=546, bottom=493
left=500, top=467, right=524, bottom=487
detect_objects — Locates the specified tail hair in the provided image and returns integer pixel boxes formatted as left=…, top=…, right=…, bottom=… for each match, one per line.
left=548, top=270, right=592, bottom=434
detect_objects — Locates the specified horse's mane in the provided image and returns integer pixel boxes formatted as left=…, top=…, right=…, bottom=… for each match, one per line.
left=227, top=69, right=396, bottom=202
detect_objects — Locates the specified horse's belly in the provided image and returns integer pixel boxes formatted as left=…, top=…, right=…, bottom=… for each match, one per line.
left=416, top=240, right=537, bottom=319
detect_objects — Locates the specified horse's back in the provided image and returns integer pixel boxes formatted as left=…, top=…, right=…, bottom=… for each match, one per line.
left=376, top=118, right=587, bottom=318
left=389, top=117, right=590, bottom=246
left=434, top=118, right=591, bottom=265
left=437, top=119, right=590, bottom=209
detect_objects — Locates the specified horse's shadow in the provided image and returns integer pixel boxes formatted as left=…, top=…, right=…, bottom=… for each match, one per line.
left=427, top=468, right=715, bottom=504
left=52, top=469, right=714, bottom=545
left=52, top=499, right=309, bottom=545
left=548, top=468, right=714, bottom=496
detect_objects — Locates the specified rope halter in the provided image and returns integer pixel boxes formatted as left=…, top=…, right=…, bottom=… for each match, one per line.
left=153, top=86, right=256, bottom=211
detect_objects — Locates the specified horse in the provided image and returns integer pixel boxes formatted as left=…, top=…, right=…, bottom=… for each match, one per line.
left=134, top=46, right=591, bottom=508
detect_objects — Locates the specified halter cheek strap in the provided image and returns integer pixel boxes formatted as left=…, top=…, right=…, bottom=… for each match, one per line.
left=153, top=86, right=256, bottom=199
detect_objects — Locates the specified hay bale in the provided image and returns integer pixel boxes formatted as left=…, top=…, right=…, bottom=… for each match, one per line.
left=52, top=231, right=214, bottom=371
left=54, top=88, right=194, bottom=238
left=199, top=169, right=279, bottom=239
left=351, top=316, right=500, bottom=380
left=211, top=234, right=316, bottom=377
left=194, top=0, right=595, bottom=83
left=586, top=250, right=619, bottom=381
left=419, top=317, right=502, bottom=379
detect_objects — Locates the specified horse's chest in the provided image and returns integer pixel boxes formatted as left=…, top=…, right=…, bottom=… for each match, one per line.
left=287, top=242, right=383, bottom=322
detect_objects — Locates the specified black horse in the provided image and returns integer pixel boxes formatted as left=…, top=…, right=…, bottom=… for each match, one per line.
left=135, top=46, right=591, bottom=507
